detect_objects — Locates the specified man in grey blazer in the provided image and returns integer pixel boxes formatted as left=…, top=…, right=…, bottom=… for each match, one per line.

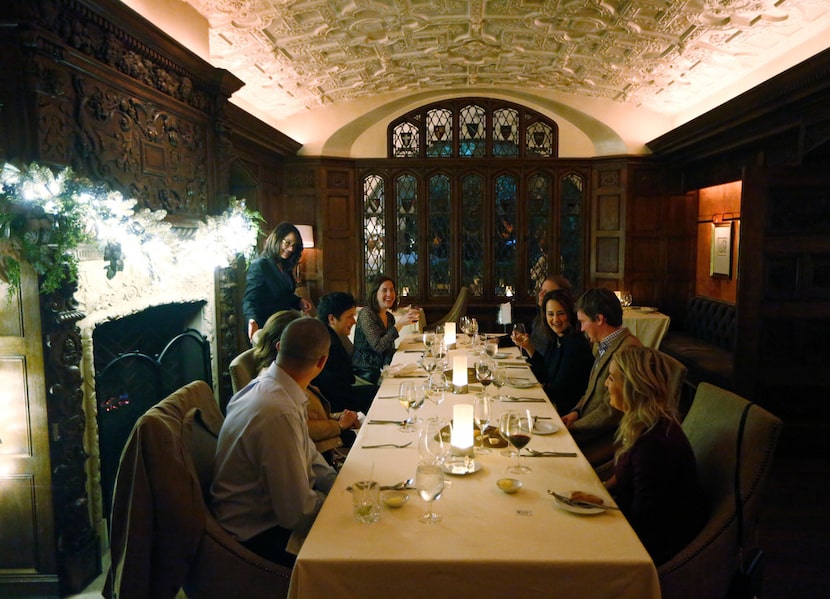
left=561, top=288, right=642, bottom=466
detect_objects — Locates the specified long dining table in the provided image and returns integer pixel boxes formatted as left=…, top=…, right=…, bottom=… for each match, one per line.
left=288, top=335, right=661, bottom=599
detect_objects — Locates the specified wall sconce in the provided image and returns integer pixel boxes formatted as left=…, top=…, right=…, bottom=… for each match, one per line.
left=449, top=403, right=475, bottom=474
left=452, top=354, right=468, bottom=394
left=444, top=322, right=456, bottom=349
left=296, top=224, right=315, bottom=248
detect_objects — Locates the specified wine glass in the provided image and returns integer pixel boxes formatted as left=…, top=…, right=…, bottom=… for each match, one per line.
left=491, top=366, right=508, bottom=401
left=499, top=411, right=516, bottom=458
left=398, top=382, right=418, bottom=432
left=422, top=352, right=438, bottom=377
left=485, top=340, right=499, bottom=359
left=411, top=382, right=428, bottom=425
left=475, top=358, right=494, bottom=397
left=416, top=463, right=444, bottom=524
left=511, top=323, right=527, bottom=353
left=427, top=377, right=447, bottom=412
left=423, top=330, right=435, bottom=352
left=502, top=410, right=533, bottom=474
left=473, top=394, right=492, bottom=454
left=459, top=315, right=472, bottom=335
left=419, top=417, right=450, bottom=465
left=467, top=317, right=479, bottom=337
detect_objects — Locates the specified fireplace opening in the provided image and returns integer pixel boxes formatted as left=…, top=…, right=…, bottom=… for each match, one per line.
left=93, top=301, right=212, bottom=521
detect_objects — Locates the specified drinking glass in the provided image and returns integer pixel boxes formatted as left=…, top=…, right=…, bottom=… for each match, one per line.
left=416, top=463, right=444, bottom=524
left=473, top=394, right=492, bottom=454
left=491, top=366, right=508, bottom=401
left=485, top=340, right=499, bottom=359
left=419, top=417, right=450, bottom=465
left=398, top=382, right=417, bottom=432
left=411, top=382, right=428, bottom=425
left=459, top=316, right=472, bottom=335
left=499, top=411, right=516, bottom=458
left=502, top=410, right=533, bottom=474
left=427, top=377, right=447, bottom=412
left=511, top=323, right=527, bottom=354
left=422, top=352, right=438, bottom=377
left=475, top=358, right=494, bottom=397
left=423, top=330, right=436, bottom=351
left=467, top=317, right=479, bottom=337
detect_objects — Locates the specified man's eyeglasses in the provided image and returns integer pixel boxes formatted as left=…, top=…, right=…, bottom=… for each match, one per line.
left=281, top=239, right=299, bottom=249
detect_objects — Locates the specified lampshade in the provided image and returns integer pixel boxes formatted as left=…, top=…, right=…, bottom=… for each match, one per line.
left=296, top=224, right=315, bottom=248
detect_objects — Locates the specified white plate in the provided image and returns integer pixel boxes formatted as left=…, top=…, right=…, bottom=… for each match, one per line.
left=442, top=460, right=483, bottom=476
left=508, top=379, right=536, bottom=388
left=553, top=494, right=605, bottom=515
left=533, top=421, right=560, bottom=435
left=493, top=352, right=508, bottom=359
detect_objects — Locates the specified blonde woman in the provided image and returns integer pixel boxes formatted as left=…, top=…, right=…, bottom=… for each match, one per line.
left=604, top=347, right=707, bottom=566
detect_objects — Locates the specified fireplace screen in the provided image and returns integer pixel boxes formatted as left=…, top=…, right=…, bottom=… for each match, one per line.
left=94, top=302, right=212, bottom=521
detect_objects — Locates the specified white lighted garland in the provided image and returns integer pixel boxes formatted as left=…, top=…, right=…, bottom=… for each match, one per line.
left=0, top=162, right=261, bottom=296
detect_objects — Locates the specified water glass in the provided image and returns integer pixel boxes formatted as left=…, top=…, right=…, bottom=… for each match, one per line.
left=352, top=480, right=380, bottom=524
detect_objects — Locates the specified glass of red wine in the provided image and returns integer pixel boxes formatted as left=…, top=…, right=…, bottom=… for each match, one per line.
left=501, top=409, right=533, bottom=474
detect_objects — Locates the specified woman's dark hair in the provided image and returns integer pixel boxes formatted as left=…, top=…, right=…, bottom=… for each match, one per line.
left=365, top=275, right=396, bottom=312
left=540, top=289, right=579, bottom=338
left=261, top=222, right=303, bottom=270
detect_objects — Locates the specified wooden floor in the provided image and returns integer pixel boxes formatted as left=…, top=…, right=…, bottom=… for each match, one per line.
left=756, top=457, right=830, bottom=599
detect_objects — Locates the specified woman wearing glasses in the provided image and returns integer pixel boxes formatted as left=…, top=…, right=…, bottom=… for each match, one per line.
left=243, top=222, right=313, bottom=341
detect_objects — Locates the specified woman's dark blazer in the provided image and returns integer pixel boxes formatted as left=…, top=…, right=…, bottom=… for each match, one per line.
left=242, top=256, right=302, bottom=328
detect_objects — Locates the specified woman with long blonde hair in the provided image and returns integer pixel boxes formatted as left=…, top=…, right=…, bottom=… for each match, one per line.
left=604, top=347, right=707, bottom=566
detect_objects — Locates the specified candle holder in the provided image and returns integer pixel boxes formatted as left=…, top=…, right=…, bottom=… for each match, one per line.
left=448, top=404, right=476, bottom=474
left=444, top=322, right=456, bottom=349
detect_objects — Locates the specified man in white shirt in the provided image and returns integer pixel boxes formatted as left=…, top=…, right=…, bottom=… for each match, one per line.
left=211, top=317, right=337, bottom=567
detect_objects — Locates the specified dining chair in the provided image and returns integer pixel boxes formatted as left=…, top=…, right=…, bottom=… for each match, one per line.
left=657, top=383, right=782, bottom=599
left=427, top=286, right=469, bottom=329
left=228, top=348, right=258, bottom=405
left=106, top=380, right=291, bottom=599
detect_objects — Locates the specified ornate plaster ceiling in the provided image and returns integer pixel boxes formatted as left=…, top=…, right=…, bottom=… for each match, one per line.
left=182, top=0, right=830, bottom=123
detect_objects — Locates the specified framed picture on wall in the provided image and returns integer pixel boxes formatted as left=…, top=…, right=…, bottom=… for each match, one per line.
left=710, top=222, right=733, bottom=279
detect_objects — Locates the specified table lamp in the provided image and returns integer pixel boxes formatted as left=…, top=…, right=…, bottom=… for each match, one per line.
left=452, top=354, right=468, bottom=394
left=449, top=403, right=475, bottom=473
left=444, top=322, right=456, bottom=348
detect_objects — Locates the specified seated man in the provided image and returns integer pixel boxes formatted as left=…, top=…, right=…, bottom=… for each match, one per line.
left=211, top=317, right=337, bottom=568
left=561, top=288, right=642, bottom=467
left=312, top=291, right=378, bottom=414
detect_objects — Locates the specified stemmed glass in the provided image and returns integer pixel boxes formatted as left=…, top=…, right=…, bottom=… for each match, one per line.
left=511, top=323, right=527, bottom=355
left=475, top=358, right=495, bottom=397
left=473, top=394, right=492, bottom=454
left=491, top=366, right=508, bottom=401
left=485, top=340, right=499, bottom=359
left=419, top=417, right=451, bottom=465
left=467, top=317, right=479, bottom=337
left=416, top=463, right=444, bottom=524
left=422, top=352, right=438, bottom=379
left=501, top=410, right=533, bottom=474
left=423, top=330, right=436, bottom=352
left=398, top=382, right=420, bottom=432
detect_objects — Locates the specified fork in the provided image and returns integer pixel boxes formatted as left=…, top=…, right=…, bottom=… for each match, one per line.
left=546, top=489, right=621, bottom=510
left=362, top=441, right=413, bottom=449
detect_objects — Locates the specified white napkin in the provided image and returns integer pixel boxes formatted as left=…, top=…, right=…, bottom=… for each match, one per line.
left=497, top=302, right=512, bottom=325
left=382, top=363, right=421, bottom=378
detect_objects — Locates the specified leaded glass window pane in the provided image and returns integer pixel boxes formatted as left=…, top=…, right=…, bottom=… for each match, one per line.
left=459, top=104, right=486, bottom=158
left=363, top=174, right=385, bottom=287
left=428, top=174, right=451, bottom=297
left=493, top=108, right=519, bottom=157
left=527, top=174, right=552, bottom=296
left=461, top=174, right=484, bottom=296
left=561, top=173, right=584, bottom=294
left=526, top=122, right=553, bottom=157
left=392, top=121, right=420, bottom=157
left=426, top=108, right=453, bottom=158
left=396, top=174, right=418, bottom=296
left=494, top=175, right=518, bottom=296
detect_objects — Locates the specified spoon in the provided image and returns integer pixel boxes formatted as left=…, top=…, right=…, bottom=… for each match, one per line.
left=362, top=441, right=413, bottom=449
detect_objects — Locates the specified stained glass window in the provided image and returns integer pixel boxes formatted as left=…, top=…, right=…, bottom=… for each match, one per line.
left=396, top=174, right=418, bottom=296
left=494, top=175, right=518, bottom=296
left=428, top=174, right=451, bottom=297
left=459, top=104, right=486, bottom=158
left=526, top=121, right=553, bottom=157
left=493, top=108, right=519, bottom=157
left=363, top=174, right=385, bottom=287
left=426, top=108, right=453, bottom=158
left=392, top=121, right=420, bottom=157
left=461, top=174, right=484, bottom=296
left=527, top=174, right=552, bottom=295
left=560, top=173, right=584, bottom=294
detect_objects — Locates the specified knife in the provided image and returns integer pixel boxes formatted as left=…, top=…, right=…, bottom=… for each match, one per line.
left=367, top=419, right=409, bottom=425
left=523, top=451, right=577, bottom=458
left=500, top=397, right=546, bottom=403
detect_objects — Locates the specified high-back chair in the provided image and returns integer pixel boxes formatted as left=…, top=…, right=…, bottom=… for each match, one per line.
left=229, top=347, right=258, bottom=391
left=657, top=383, right=782, bottom=599
left=106, top=380, right=291, bottom=599
left=427, top=286, right=469, bottom=329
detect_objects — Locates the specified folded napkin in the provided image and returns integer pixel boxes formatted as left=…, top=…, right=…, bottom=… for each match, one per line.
left=382, top=363, right=422, bottom=378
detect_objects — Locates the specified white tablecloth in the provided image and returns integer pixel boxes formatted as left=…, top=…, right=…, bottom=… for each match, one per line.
left=622, top=308, right=671, bottom=349
left=288, top=340, right=660, bottom=599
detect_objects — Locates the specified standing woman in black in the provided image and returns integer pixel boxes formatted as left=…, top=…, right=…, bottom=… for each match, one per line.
left=243, top=222, right=313, bottom=341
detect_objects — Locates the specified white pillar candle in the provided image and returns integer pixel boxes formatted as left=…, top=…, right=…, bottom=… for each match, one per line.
left=451, top=404, right=474, bottom=451
left=452, top=354, right=468, bottom=393
left=444, top=321, right=456, bottom=348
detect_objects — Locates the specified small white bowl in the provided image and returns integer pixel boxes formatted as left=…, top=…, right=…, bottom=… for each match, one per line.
left=496, top=478, right=523, bottom=494
left=382, top=491, right=410, bottom=508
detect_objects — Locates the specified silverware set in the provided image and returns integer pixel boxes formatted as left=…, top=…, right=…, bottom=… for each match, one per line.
left=547, top=489, right=621, bottom=510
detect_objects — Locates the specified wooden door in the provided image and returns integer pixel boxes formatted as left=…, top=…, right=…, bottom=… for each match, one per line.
left=738, top=166, right=830, bottom=454
left=0, top=264, right=58, bottom=596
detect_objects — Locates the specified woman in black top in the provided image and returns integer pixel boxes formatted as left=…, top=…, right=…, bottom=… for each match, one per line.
left=242, top=222, right=312, bottom=341
left=514, top=289, right=593, bottom=414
